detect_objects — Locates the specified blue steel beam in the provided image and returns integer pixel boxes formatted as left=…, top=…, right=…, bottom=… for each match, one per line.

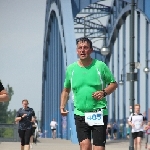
left=80, top=3, right=111, bottom=15
left=74, top=17, right=105, bottom=30
left=42, top=0, right=78, bottom=143
left=107, top=0, right=150, bottom=47
left=71, top=0, right=105, bottom=17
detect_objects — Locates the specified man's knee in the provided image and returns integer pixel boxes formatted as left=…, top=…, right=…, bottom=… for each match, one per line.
left=80, top=139, right=91, bottom=149
left=134, top=139, right=137, bottom=145
left=137, top=141, right=141, bottom=145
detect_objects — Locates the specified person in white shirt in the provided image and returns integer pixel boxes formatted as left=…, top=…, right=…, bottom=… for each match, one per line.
left=50, top=119, right=57, bottom=139
left=128, top=104, right=144, bottom=150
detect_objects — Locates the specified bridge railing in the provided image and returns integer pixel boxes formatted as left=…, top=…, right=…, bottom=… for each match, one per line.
left=0, top=123, right=20, bottom=142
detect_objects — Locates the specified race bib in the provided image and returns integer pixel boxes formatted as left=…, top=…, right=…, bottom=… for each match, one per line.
left=85, top=111, right=104, bottom=126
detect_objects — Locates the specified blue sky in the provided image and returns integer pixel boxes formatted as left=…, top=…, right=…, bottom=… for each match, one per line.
left=0, top=0, right=46, bottom=118
left=0, top=0, right=112, bottom=119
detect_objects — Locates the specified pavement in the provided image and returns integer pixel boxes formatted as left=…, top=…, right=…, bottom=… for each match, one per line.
left=0, top=138, right=147, bottom=150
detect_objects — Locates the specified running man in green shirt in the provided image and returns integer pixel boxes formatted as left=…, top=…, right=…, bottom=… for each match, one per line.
left=60, top=37, right=118, bottom=150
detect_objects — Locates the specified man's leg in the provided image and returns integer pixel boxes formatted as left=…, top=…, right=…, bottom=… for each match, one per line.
left=52, top=130, right=54, bottom=139
left=54, top=130, right=56, bottom=139
left=113, top=132, right=116, bottom=139
left=113, top=130, right=117, bottom=139
left=134, top=138, right=137, bottom=150
left=108, top=133, right=111, bottom=140
left=92, top=115, right=108, bottom=150
left=74, top=115, right=92, bottom=150
left=137, top=137, right=142, bottom=150
left=80, top=139, right=92, bottom=150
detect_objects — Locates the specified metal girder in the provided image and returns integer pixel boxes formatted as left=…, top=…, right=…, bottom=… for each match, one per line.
left=75, top=28, right=104, bottom=37
left=74, top=17, right=104, bottom=29
left=84, top=13, right=108, bottom=20
left=93, top=46, right=101, bottom=52
left=80, top=3, right=111, bottom=16
left=75, top=28, right=104, bottom=33
left=74, top=1, right=109, bottom=42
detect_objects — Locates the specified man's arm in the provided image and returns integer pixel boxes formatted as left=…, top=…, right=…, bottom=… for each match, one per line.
left=103, top=82, right=118, bottom=95
left=92, top=82, right=118, bottom=100
left=128, top=115, right=134, bottom=128
left=60, top=88, right=70, bottom=116
left=0, top=90, right=9, bottom=102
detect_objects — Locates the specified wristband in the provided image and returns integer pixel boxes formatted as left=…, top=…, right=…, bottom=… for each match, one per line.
left=102, top=89, right=107, bottom=97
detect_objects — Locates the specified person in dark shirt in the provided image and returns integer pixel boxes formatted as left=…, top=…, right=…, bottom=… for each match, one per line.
left=15, top=99, right=35, bottom=150
left=112, top=122, right=118, bottom=139
left=0, top=81, right=9, bottom=102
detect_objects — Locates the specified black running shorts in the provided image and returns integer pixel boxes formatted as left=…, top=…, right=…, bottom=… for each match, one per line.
left=74, top=114, right=108, bottom=147
left=132, top=131, right=143, bottom=139
left=18, top=129, right=32, bottom=146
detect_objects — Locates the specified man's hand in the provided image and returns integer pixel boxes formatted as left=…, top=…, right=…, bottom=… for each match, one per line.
left=131, top=123, right=135, bottom=128
left=60, top=108, right=69, bottom=116
left=0, top=90, right=9, bottom=102
left=0, top=91, right=7, bottom=95
left=92, top=91, right=104, bottom=100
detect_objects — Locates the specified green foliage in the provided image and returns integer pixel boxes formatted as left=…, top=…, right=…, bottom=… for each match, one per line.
left=0, top=83, right=16, bottom=138
left=0, top=84, right=14, bottom=123
left=0, top=128, right=13, bottom=138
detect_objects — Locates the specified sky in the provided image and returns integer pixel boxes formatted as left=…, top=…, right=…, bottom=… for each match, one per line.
left=0, top=0, right=112, bottom=119
left=0, top=0, right=46, bottom=118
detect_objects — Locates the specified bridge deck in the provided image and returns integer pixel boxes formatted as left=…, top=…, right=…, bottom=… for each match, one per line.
left=0, top=138, right=146, bottom=150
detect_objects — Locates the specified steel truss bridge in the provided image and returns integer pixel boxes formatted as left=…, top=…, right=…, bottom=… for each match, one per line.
left=41, top=0, right=150, bottom=143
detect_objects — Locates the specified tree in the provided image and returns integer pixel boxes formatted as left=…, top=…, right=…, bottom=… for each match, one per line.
left=0, top=83, right=14, bottom=138
left=0, top=84, right=14, bottom=123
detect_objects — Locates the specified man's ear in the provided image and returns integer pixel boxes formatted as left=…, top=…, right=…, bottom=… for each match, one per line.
left=90, top=48, right=93, bottom=53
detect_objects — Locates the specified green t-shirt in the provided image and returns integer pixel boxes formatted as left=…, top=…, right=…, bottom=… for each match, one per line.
left=64, top=59, right=115, bottom=116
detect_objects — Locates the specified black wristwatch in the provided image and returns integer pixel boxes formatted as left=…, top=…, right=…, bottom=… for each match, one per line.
left=102, top=89, right=107, bottom=97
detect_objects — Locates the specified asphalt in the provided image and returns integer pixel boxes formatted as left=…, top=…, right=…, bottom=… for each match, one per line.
left=0, top=138, right=147, bottom=150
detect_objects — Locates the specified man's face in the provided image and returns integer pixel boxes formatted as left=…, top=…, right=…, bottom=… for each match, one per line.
left=134, top=106, right=140, bottom=113
left=77, top=41, right=93, bottom=60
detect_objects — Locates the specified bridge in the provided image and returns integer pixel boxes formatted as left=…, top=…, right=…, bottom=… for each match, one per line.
left=41, top=0, right=150, bottom=143
left=0, top=138, right=147, bottom=150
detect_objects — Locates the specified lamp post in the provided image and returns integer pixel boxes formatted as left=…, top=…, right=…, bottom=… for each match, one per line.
left=143, top=59, right=150, bottom=121
left=128, top=0, right=135, bottom=149
left=143, top=60, right=150, bottom=73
